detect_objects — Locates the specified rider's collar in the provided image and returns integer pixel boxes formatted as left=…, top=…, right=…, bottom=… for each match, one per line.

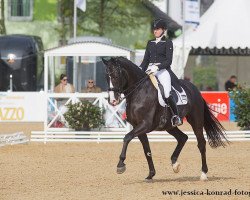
left=154, top=35, right=166, bottom=44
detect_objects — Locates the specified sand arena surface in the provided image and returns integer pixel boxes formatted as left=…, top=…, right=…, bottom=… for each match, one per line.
left=1, top=142, right=250, bottom=200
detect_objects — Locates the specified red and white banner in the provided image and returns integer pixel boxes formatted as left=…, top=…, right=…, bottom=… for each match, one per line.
left=201, top=92, right=230, bottom=121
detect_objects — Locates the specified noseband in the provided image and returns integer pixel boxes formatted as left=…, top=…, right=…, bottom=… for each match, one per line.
left=106, top=62, right=124, bottom=94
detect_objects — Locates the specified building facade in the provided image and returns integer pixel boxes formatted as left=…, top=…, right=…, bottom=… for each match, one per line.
left=3, top=0, right=59, bottom=49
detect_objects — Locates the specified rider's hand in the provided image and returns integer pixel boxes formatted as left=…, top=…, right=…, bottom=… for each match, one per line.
left=146, top=65, right=159, bottom=75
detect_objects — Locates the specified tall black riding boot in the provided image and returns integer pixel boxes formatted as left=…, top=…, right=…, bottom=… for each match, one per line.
left=165, top=95, right=183, bottom=127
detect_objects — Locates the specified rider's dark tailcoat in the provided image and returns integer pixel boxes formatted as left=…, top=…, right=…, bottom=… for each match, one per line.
left=140, top=36, right=173, bottom=72
left=140, top=36, right=181, bottom=92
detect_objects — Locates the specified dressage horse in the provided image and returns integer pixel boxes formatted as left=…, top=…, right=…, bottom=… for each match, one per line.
left=102, top=57, right=228, bottom=182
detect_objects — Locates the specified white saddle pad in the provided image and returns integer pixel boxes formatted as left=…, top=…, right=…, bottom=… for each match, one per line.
left=157, top=86, right=188, bottom=107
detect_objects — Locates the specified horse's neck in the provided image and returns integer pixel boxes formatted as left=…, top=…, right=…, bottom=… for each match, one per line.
left=127, top=74, right=142, bottom=87
left=121, top=67, right=150, bottom=101
left=123, top=66, right=144, bottom=89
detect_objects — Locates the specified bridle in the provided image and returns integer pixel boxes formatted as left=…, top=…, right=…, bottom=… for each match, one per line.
left=106, top=62, right=124, bottom=95
left=106, top=61, right=149, bottom=101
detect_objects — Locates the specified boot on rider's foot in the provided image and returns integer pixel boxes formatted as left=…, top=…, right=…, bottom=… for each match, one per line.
left=165, top=95, right=183, bottom=127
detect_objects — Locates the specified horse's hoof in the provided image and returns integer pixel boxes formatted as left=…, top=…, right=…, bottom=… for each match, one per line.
left=117, top=165, right=126, bottom=174
left=144, top=178, right=153, bottom=183
left=200, top=172, right=208, bottom=181
left=172, top=162, right=180, bottom=173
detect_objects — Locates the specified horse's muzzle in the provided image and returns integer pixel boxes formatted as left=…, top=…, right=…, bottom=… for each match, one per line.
left=110, top=99, right=119, bottom=106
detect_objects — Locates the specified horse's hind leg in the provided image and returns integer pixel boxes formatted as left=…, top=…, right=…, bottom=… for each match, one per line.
left=138, top=134, right=156, bottom=181
left=167, top=128, right=188, bottom=173
left=187, top=115, right=208, bottom=181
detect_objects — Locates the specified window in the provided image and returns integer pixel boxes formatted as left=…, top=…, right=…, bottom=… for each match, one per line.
left=8, top=0, right=33, bottom=21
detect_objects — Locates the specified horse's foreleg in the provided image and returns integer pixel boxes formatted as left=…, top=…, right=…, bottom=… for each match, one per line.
left=167, top=128, right=188, bottom=173
left=138, top=134, right=156, bottom=181
left=117, top=122, right=151, bottom=175
left=117, top=132, right=134, bottom=174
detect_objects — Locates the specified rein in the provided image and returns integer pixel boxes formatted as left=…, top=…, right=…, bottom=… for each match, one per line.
left=121, top=75, right=149, bottom=99
left=108, top=74, right=149, bottom=100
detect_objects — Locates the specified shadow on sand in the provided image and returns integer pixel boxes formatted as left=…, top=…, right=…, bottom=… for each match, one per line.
left=127, top=176, right=235, bottom=185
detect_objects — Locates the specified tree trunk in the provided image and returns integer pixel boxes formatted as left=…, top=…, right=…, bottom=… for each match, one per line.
left=0, top=0, right=6, bottom=35
left=59, top=0, right=67, bottom=45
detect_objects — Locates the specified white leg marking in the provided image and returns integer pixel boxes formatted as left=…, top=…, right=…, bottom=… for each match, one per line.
left=147, top=152, right=151, bottom=157
left=172, top=162, right=181, bottom=173
left=200, top=172, right=208, bottom=181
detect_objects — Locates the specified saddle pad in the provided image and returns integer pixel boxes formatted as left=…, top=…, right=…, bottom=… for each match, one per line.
left=149, top=74, right=187, bottom=107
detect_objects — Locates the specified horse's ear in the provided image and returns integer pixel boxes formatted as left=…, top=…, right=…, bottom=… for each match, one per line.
left=102, top=58, right=109, bottom=65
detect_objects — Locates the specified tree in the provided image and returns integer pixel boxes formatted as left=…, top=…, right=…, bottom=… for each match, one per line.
left=57, top=0, right=151, bottom=43
left=193, top=66, right=217, bottom=91
left=0, top=0, right=6, bottom=35
left=78, top=0, right=150, bottom=36
left=56, top=0, right=74, bottom=45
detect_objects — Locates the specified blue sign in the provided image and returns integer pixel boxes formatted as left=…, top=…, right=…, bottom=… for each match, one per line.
left=230, top=98, right=236, bottom=121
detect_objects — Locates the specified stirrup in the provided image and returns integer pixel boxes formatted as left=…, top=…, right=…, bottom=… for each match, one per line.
left=171, top=115, right=182, bottom=127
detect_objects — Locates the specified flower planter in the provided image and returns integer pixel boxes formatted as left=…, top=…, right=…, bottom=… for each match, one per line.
left=64, top=100, right=104, bottom=130
left=75, top=127, right=91, bottom=131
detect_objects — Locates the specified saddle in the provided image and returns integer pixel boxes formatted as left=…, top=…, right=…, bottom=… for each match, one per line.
left=149, top=74, right=187, bottom=107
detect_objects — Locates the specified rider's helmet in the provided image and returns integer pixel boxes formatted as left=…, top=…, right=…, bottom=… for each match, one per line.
left=152, top=19, right=166, bottom=30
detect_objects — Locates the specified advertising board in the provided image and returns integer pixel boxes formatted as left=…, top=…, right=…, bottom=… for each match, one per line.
left=0, top=92, right=45, bottom=122
left=201, top=92, right=230, bottom=121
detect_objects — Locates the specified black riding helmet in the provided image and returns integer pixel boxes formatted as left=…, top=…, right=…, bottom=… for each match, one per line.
left=152, top=19, right=166, bottom=30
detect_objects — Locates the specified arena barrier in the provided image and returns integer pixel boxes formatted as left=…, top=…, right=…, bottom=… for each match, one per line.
left=0, top=91, right=235, bottom=123
left=29, top=92, right=250, bottom=143
left=45, top=92, right=130, bottom=131
left=1, top=92, right=248, bottom=143
left=0, top=132, right=29, bottom=147
left=31, top=130, right=250, bottom=143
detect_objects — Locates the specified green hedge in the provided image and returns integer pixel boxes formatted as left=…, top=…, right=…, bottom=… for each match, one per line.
left=230, top=86, right=250, bottom=130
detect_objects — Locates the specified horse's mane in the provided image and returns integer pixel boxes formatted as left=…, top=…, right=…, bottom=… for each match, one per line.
left=115, top=57, right=145, bottom=78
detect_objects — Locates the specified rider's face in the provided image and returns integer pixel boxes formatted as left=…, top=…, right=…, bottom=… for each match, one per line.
left=153, top=28, right=164, bottom=38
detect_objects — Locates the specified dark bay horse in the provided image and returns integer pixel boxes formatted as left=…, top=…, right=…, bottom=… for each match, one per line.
left=102, top=57, right=228, bottom=182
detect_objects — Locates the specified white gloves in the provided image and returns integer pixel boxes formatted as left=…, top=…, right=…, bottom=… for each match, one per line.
left=145, top=65, right=159, bottom=75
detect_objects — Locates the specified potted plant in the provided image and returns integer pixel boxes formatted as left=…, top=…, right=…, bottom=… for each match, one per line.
left=64, top=100, right=104, bottom=131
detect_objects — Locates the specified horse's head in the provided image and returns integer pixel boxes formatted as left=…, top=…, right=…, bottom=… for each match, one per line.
left=102, top=57, right=125, bottom=106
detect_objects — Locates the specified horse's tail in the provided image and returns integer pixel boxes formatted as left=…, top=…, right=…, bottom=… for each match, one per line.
left=203, top=99, right=229, bottom=148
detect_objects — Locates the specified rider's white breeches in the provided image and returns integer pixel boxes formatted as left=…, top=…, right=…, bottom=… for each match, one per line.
left=155, top=69, right=171, bottom=98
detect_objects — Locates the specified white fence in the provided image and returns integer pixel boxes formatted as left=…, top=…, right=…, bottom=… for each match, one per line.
left=45, top=92, right=130, bottom=131
left=31, top=130, right=250, bottom=143
left=26, top=92, right=250, bottom=143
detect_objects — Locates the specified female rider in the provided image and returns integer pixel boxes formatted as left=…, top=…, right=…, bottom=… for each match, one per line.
left=140, top=18, right=182, bottom=127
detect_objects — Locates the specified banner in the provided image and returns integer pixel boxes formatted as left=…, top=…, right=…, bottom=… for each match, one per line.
left=76, top=0, right=86, bottom=12
left=0, top=92, right=46, bottom=122
left=184, top=0, right=200, bottom=24
left=201, top=92, right=230, bottom=121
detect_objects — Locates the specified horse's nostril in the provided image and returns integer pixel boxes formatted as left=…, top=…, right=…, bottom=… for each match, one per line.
left=112, top=100, right=118, bottom=106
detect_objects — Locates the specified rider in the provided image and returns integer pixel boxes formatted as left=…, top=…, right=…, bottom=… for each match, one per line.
left=139, top=18, right=182, bottom=127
